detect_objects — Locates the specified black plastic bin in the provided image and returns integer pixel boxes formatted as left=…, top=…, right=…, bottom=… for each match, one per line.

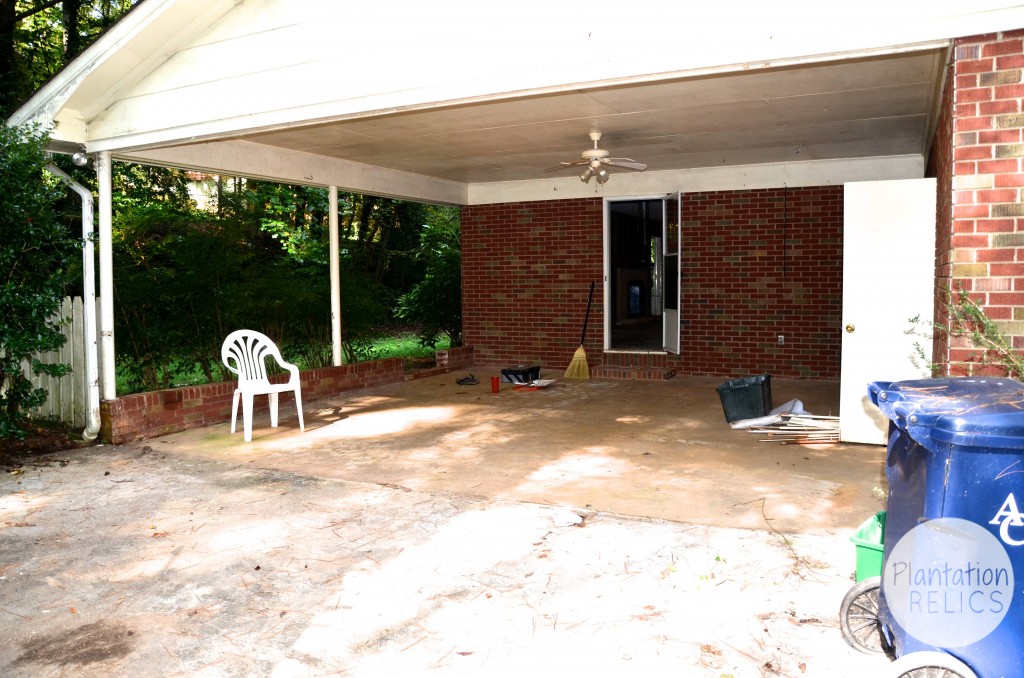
left=501, top=365, right=540, bottom=384
left=716, top=374, right=773, bottom=422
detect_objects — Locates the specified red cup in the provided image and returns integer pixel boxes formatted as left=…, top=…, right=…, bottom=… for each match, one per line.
left=491, top=376, right=500, bottom=393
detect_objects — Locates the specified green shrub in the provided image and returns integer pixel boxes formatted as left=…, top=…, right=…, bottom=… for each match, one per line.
left=0, top=122, right=79, bottom=439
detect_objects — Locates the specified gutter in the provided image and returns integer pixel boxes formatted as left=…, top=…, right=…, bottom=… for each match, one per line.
left=45, top=164, right=101, bottom=441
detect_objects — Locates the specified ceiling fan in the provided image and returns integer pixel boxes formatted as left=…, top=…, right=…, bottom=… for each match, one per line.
left=545, top=131, right=647, bottom=184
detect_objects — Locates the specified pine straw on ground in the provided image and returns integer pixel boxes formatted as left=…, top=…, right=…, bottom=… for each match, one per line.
left=0, top=422, right=88, bottom=469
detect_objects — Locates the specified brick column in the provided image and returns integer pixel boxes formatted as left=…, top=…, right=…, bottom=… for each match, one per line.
left=948, top=31, right=1024, bottom=374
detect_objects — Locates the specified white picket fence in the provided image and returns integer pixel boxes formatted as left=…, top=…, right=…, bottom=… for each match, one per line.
left=15, top=297, right=99, bottom=428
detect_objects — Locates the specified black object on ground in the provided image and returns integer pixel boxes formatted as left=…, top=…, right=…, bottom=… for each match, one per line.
left=716, top=375, right=773, bottom=422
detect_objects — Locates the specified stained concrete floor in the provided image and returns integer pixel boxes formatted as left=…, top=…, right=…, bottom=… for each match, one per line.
left=0, top=374, right=893, bottom=677
left=159, top=374, right=887, bottom=534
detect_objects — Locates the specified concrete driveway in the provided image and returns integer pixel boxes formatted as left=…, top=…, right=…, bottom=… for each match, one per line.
left=1, top=374, right=891, bottom=677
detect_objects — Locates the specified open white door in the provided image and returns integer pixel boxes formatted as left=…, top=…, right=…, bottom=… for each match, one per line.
left=662, top=194, right=681, bottom=353
left=840, top=179, right=936, bottom=444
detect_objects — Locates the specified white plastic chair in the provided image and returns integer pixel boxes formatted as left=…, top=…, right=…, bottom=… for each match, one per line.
left=221, top=330, right=305, bottom=442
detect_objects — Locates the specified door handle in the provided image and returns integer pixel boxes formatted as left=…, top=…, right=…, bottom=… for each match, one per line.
left=845, top=324, right=855, bottom=333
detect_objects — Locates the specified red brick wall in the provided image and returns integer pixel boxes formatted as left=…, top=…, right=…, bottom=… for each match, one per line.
left=947, top=31, right=1024, bottom=375
left=99, top=347, right=474, bottom=444
left=681, top=187, right=844, bottom=378
left=462, top=199, right=605, bottom=370
left=462, top=189, right=843, bottom=379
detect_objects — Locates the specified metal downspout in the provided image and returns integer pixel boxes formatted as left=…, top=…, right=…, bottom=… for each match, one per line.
left=45, top=163, right=101, bottom=440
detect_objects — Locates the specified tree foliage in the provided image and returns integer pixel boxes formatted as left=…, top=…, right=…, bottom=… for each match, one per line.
left=0, top=121, right=79, bottom=439
left=2, top=1, right=140, bottom=117
left=397, top=207, right=462, bottom=347
left=112, top=200, right=331, bottom=392
left=106, top=174, right=457, bottom=391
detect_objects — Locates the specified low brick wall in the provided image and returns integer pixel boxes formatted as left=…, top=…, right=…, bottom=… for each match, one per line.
left=100, top=346, right=474, bottom=444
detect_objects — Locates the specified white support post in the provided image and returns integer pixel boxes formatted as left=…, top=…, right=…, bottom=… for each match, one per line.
left=329, top=186, right=343, bottom=366
left=96, top=151, right=116, bottom=400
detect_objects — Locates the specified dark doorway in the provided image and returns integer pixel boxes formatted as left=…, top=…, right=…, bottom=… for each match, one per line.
left=609, top=199, right=663, bottom=350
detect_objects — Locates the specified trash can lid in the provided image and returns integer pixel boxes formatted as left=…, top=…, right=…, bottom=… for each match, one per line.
left=868, top=378, right=1024, bottom=452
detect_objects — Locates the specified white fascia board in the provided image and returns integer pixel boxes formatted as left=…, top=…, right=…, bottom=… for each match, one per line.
left=466, top=156, right=926, bottom=205
left=122, top=140, right=467, bottom=206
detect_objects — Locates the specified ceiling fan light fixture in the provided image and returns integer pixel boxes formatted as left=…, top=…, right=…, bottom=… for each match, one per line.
left=545, top=132, right=645, bottom=181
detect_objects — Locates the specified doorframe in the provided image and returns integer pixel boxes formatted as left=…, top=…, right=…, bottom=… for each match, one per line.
left=602, top=195, right=680, bottom=353
left=663, top=193, right=681, bottom=354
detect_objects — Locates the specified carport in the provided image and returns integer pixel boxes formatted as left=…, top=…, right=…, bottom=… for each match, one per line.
left=7, top=4, right=1024, bottom=674
left=9, top=1, right=1024, bottom=448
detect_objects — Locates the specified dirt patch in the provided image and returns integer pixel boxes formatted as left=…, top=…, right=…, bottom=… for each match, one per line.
left=0, top=422, right=91, bottom=469
left=13, top=620, right=137, bottom=668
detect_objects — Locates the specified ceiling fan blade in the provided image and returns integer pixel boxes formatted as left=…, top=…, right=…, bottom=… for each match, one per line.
left=544, top=161, right=588, bottom=172
left=604, top=158, right=648, bottom=171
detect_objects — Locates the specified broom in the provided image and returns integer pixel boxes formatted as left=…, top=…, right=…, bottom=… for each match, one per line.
left=565, top=281, right=595, bottom=379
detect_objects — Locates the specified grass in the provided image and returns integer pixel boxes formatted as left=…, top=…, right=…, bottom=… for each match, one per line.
left=116, top=331, right=453, bottom=394
left=364, top=333, right=451, bottom=361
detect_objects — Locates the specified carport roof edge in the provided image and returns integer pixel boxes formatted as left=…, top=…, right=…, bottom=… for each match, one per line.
left=9, top=0, right=1024, bottom=203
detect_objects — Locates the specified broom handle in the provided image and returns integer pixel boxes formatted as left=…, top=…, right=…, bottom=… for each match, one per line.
left=580, top=281, right=595, bottom=346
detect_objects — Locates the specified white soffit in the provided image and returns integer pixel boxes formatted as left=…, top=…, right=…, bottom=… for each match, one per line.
left=122, top=46, right=947, bottom=203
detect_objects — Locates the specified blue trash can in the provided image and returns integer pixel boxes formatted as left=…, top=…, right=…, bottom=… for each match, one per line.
left=867, top=377, right=1024, bottom=677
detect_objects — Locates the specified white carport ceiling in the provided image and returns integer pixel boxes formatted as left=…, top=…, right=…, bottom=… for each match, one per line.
left=240, top=49, right=946, bottom=185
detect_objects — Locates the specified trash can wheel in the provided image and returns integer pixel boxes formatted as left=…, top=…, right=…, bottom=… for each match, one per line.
left=839, top=576, right=885, bottom=653
left=888, top=651, right=978, bottom=678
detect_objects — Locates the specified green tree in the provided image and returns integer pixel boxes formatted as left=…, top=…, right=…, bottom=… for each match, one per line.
left=112, top=195, right=335, bottom=393
left=217, top=178, right=331, bottom=265
left=397, top=206, right=462, bottom=347
left=339, top=193, right=427, bottom=292
left=2, top=1, right=140, bottom=118
left=0, top=121, right=80, bottom=439
left=114, top=162, right=196, bottom=212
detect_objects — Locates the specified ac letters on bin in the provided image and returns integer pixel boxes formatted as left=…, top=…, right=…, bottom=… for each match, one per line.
left=990, top=492, right=1024, bottom=547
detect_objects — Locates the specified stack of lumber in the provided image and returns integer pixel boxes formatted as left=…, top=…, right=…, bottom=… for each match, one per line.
left=745, top=414, right=840, bottom=445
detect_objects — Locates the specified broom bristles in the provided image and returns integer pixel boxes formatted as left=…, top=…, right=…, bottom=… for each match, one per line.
left=564, top=345, right=589, bottom=379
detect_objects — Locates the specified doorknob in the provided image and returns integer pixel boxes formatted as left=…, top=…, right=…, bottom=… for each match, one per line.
left=845, top=324, right=855, bottom=333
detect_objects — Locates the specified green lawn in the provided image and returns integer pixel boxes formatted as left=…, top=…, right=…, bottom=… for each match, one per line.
left=363, top=333, right=451, bottom=361
left=116, top=332, right=452, bottom=394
